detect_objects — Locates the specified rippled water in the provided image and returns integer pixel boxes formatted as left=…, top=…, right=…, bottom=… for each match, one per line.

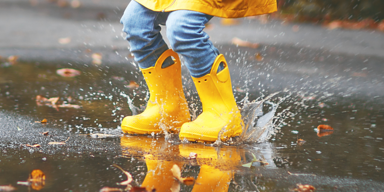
left=0, top=60, right=383, bottom=191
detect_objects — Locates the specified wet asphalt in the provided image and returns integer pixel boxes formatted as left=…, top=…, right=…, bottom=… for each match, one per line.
left=1, top=0, right=384, bottom=191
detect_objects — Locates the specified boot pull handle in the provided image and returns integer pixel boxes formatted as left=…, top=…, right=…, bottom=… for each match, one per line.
left=210, top=54, right=229, bottom=83
left=155, top=49, right=180, bottom=70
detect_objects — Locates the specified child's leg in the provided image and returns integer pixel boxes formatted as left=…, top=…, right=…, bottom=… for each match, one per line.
left=120, top=1, right=190, bottom=134
left=120, top=0, right=173, bottom=69
left=166, top=10, right=243, bottom=142
left=166, top=10, right=220, bottom=78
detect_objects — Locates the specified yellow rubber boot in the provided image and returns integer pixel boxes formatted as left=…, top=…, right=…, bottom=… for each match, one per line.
left=192, top=165, right=232, bottom=192
left=179, top=54, right=243, bottom=142
left=121, top=49, right=190, bottom=134
left=120, top=136, right=182, bottom=191
left=179, top=144, right=241, bottom=192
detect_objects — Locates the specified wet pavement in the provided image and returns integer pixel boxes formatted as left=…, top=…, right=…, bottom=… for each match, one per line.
left=1, top=0, right=384, bottom=191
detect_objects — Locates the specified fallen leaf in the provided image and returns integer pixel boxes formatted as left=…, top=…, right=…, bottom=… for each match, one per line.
left=113, top=164, right=133, bottom=186
left=40, top=131, right=49, bottom=136
left=70, top=0, right=81, bottom=8
left=29, top=169, right=46, bottom=191
left=25, top=144, right=41, bottom=148
left=242, top=153, right=269, bottom=168
left=17, top=126, right=22, bottom=131
left=232, top=37, right=259, bottom=49
left=188, top=152, right=197, bottom=159
left=57, top=104, right=81, bottom=109
left=295, top=184, right=316, bottom=192
left=41, top=119, right=47, bottom=123
left=255, top=53, right=263, bottom=61
left=8, top=55, right=18, bottom=64
left=0, top=185, right=16, bottom=191
left=48, top=137, right=70, bottom=145
left=57, top=0, right=68, bottom=7
left=17, top=169, right=46, bottom=191
left=58, top=37, right=71, bottom=44
left=220, top=18, right=240, bottom=26
left=56, top=68, right=81, bottom=77
left=170, top=164, right=195, bottom=185
left=48, top=97, right=59, bottom=105
left=124, top=81, right=139, bottom=89
left=99, top=187, right=124, bottom=192
left=317, top=131, right=333, bottom=137
left=317, top=124, right=333, bottom=131
left=92, top=53, right=103, bottom=65
left=297, top=138, right=306, bottom=145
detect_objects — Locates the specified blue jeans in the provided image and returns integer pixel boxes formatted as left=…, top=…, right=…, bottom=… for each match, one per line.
left=120, top=0, right=220, bottom=78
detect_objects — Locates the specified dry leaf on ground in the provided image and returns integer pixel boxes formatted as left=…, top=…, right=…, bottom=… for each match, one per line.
left=92, top=53, right=103, bottom=65
left=0, top=185, right=16, bottom=191
left=297, top=138, right=306, bottom=145
left=17, top=169, right=46, bottom=190
left=40, top=131, right=49, bottom=136
left=294, top=184, right=316, bottom=192
left=99, top=187, right=125, bottom=192
left=41, top=119, right=47, bottom=123
left=170, top=164, right=195, bottom=185
left=70, top=0, right=81, bottom=8
left=124, top=81, right=139, bottom=89
left=56, top=68, right=81, bottom=77
left=317, top=124, right=334, bottom=137
left=8, top=55, right=18, bottom=64
left=255, top=53, right=263, bottom=61
left=113, top=164, right=133, bottom=186
left=232, top=37, right=259, bottom=49
left=48, top=137, right=70, bottom=145
left=58, top=37, right=71, bottom=44
left=25, top=144, right=41, bottom=148
left=57, top=104, right=81, bottom=109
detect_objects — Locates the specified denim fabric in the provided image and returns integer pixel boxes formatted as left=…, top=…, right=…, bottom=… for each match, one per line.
left=120, top=0, right=220, bottom=78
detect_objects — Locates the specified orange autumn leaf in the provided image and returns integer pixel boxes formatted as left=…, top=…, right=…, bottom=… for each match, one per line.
left=317, top=124, right=334, bottom=137
left=255, top=53, right=263, bottom=61
left=41, top=119, right=47, bottom=123
left=125, top=81, right=139, bottom=89
left=29, top=169, right=46, bottom=191
left=171, top=164, right=195, bottom=185
left=295, top=184, right=315, bottom=192
left=297, top=138, right=306, bottom=145
left=232, top=37, right=259, bottom=49
left=8, top=55, right=18, bottom=64
left=317, top=124, right=333, bottom=131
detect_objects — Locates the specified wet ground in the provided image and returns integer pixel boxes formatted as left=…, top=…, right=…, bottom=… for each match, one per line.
left=2, top=0, right=384, bottom=191
left=1, top=43, right=384, bottom=191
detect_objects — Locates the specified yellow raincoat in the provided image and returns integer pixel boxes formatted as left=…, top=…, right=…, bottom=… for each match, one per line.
left=135, top=0, right=277, bottom=18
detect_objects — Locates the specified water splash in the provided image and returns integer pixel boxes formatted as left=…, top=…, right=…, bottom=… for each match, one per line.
left=239, top=92, right=291, bottom=143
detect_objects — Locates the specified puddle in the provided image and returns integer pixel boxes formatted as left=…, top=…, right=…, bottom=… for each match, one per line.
left=0, top=60, right=384, bottom=191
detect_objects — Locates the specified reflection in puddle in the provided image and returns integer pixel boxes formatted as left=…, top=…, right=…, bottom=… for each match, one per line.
left=120, top=135, right=276, bottom=191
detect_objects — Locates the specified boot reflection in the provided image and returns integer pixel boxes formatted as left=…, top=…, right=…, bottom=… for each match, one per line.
left=180, top=144, right=242, bottom=192
left=120, top=135, right=182, bottom=191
